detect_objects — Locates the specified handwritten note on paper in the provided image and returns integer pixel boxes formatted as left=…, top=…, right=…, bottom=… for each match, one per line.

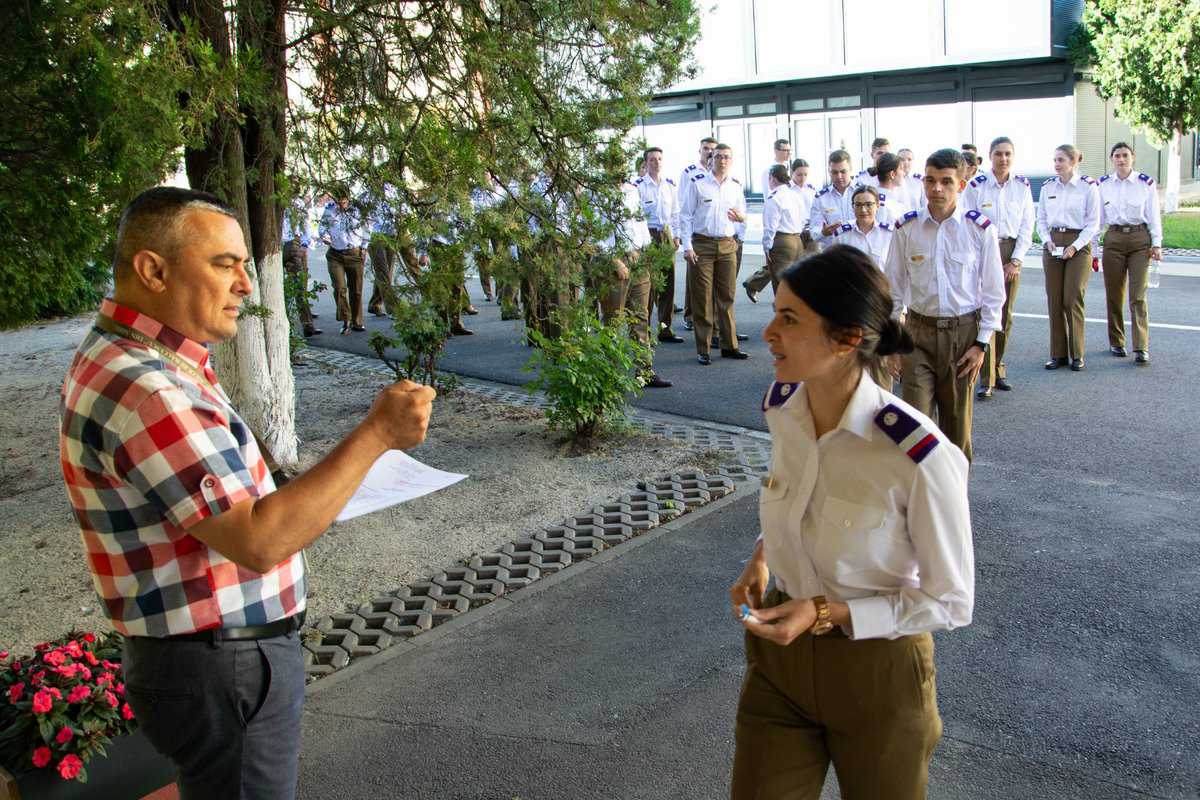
left=336, top=450, right=468, bottom=522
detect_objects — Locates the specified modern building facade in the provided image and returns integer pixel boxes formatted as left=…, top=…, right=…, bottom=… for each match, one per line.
left=640, top=0, right=1194, bottom=197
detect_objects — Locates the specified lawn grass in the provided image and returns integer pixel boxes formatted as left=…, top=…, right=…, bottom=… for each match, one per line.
left=1030, top=212, right=1200, bottom=249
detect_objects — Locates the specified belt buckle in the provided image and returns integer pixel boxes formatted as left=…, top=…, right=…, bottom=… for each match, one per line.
left=936, top=318, right=953, bottom=329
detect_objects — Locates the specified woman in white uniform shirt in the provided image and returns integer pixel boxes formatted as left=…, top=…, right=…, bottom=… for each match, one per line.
left=1036, top=144, right=1101, bottom=371
left=789, top=159, right=819, bottom=254
left=730, top=246, right=974, bottom=800
left=868, top=152, right=911, bottom=226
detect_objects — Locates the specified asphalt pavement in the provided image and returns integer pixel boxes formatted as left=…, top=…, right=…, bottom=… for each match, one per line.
left=299, top=249, right=1200, bottom=798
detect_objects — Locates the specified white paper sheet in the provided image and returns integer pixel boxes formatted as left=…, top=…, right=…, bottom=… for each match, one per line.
left=336, top=450, right=467, bottom=522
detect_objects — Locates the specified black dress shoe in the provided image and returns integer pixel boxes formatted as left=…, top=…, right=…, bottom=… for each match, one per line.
left=370, top=309, right=386, bottom=317
left=658, top=330, right=684, bottom=343
left=995, top=377, right=1012, bottom=391
left=743, top=282, right=759, bottom=304
left=684, top=320, right=694, bottom=331
left=1070, top=358, right=1084, bottom=371
left=736, top=333, right=748, bottom=342
left=450, top=324, right=474, bottom=336
left=1110, top=346, right=1128, bottom=357
left=674, top=305, right=684, bottom=313
left=340, top=322, right=350, bottom=335
left=312, top=313, right=321, bottom=318
left=721, top=348, right=750, bottom=360
left=464, top=305, right=480, bottom=315
left=1044, top=357, right=1068, bottom=370
left=977, top=385, right=993, bottom=399
left=644, top=373, right=673, bottom=388
left=351, top=324, right=367, bottom=332
left=697, top=354, right=711, bottom=365
left=303, top=326, right=323, bottom=337
left=1135, top=350, right=1150, bottom=365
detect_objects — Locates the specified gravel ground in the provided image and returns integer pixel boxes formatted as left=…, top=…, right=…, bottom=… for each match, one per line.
left=0, top=315, right=713, bottom=656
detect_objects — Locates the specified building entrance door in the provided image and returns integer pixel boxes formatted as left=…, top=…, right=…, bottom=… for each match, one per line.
left=791, top=112, right=863, bottom=170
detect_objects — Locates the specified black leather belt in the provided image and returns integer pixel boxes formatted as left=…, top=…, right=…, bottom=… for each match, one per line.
left=1108, top=223, right=1148, bottom=234
left=907, top=309, right=980, bottom=329
left=1050, top=227, right=1080, bottom=234
left=161, top=612, right=305, bottom=643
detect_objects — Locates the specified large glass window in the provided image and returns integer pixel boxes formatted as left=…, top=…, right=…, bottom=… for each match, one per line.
left=792, top=117, right=826, bottom=167
left=754, top=0, right=839, bottom=78
left=714, top=122, right=750, bottom=186
left=971, top=96, right=1073, bottom=177
left=827, top=114, right=862, bottom=162
left=748, top=120, right=784, bottom=194
left=639, top=120, right=711, bottom=183
left=874, top=103, right=963, bottom=168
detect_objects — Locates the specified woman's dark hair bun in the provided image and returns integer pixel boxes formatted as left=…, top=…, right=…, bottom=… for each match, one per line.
left=875, top=317, right=914, bottom=357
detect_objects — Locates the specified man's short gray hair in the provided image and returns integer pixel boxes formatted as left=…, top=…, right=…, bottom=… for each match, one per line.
left=113, top=187, right=239, bottom=279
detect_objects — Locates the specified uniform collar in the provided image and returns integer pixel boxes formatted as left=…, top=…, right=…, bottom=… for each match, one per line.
left=1112, top=171, right=1135, bottom=183
left=785, top=370, right=880, bottom=440
left=1063, top=173, right=1082, bottom=186
left=98, top=298, right=211, bottom=372
left=919, top=203, right=966, bottom=227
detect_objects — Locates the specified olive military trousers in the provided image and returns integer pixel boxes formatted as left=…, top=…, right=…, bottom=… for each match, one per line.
left=982, top=237, right=1019, bottom=387
left=901, top=310, right=981, bottom=462
left=732, top=590, right=942, bottom=800
left=1042, top=230, right=1092, bottom=360
left=744, top=232, right=802, bottom=296
left=688, top=233, right=740, bottom=355
left=1101, top=223, right=1152, bottom=351
left=326, top=246, right=366, bottom=327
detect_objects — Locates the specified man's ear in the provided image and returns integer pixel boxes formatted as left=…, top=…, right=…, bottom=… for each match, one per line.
left=129, top=250, right=169, bottom=293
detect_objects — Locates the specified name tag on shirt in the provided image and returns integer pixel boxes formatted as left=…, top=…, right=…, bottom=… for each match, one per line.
left=981, top=203, right=993, bottom=209
left=703, top=198, right=712, bottom=204
left=910, top=254, right=926, bottom=263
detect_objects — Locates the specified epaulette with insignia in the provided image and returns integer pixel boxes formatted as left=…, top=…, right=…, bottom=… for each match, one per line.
left=875, top=404, right=939, bottom=463
left=912, top=172, right=923, bottom=180
left=691, top=173, right=705, bottom=182
left=970, top=174, right=987, bottom=187
left=879, top=221, right=893, bottom=231
left=731, top=177, right=741, bottom=185
left=965, top=209, right=991, bottom=228
left=895, top=210, right=919, bottom=228
left=767, top=188, right=778, bottom=200
left=1139, top=172, right=1155, bottom=185
left=832, top=223, right=852, bottom=237
left=815, top=186, right=830, bottom=198
left=1099, top=174, right=1111, bottom=183
left=878, top=192, right=887, bottom=204
left=1016, top=175, right=1029, bottom=186
left=1082, top=175, right=1098, bottom=186
left=684, top=164, right=697, bottom=173
left=762, top=381, right=798, bottom=411
left=634, top=176, right=645, bottom=186
left=665, top=178, right=675, bottom=186
left=806, top=183, right=816, bottom=190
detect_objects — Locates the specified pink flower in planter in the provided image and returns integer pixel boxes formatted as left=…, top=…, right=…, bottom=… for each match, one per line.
left=78, top=666, right=92, bottom=681
left=64, top=641, right=83, bottom=658
left=34, top=643, right=51, bottom=653
left=7, top=682, right=24, bottom=703
left=0, top=649, right=8, bottom=659
left=83, top=651, right=99, bottom=666
left=55, top=726, right=74, bottom=745
left=31, top=689, right=55, bottom=714
left=31, top=747, right=51, bottom=768
left=114, top=682, right=125, bottom=696
left=103, top=690, right=118, bottom=709
left=57, top=753, right=83, bottom=780
left=121, top=702, right=134, bottom=720
left=81, top=633, right=96, bottom=643
left=46, top=687, right=62, bottom=700
left=67, top=684, right=91, bottom=704
left=42, top=650, right=67, bottom=667
left=101, top=660, right=118, bottom=671
left=96, top=672, right=115, bottom=687
left=55, top=664, right=80, bottom=679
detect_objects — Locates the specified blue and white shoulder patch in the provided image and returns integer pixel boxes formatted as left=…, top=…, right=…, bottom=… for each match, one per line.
left=965, top=209, right=991, bottom=229
left=1082, top=175, right=1099, bottom=186
left=634, top=176, right=645, bottom=186
left=1016, top=175, right=1030, bottom=186
left=1138, top=172, right=1155, bottom=185
left=683, top=164, right=697, bottom=174
left=879, top=221, right=893, bottom=231
left=815, top=186, right=830, bottom=198
left=1099, top=174, right=1111, bottom=183
left=691, top=172, right=706, bottom=182
left=762, top=381, right=799, bottom=411
left=806, top=183, right=816, bottom=190
left=874, top=404, right=939, bottom=464
left=912, top=172, right=923, bottom=180
left=969, top=174, right=987, bottom=187
left=832, top=223, right=853, bottom=237
left=895, top=210, right=919, bottom=228
left=767, top=188, right=778, bottom=201
left=731, top=177, right=742, bottom=185
left=665, top=178, right=675, bottom=186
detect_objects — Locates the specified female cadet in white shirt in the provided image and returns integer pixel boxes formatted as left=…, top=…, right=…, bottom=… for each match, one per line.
left=789, top=159, right=819, bottom=253
left=1098, top=141, right=1163, bottom=365
left=1036, top=144, right=1101, bottom=370
left=868, top=152, right=911, bottom=227
left=729, top=246, right=974, bottom=800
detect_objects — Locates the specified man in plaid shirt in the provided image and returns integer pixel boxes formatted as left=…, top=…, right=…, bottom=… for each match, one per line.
left=60, top=186, right=435, bottom=798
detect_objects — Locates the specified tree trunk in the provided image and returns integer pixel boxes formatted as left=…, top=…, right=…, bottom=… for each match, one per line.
left=167, top=0, right=299, bottom=468
left=1164, top=128, right=1182, bottom=214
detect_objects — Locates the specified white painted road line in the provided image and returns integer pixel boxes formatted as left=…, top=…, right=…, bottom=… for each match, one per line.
left=1011, top=312, right=1200, bottom=332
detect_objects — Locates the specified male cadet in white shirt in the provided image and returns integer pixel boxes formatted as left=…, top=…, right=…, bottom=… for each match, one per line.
left=854, top=137, right=890, bottom=187
left=962, top=135, right=1035, bottom=398
left=679, top=142, right=749, bottom=364
left=809, top=150, right=857, bottom=249
left=635, top=147, right=683, bottom=343
left=884, top=148, right=1005, bottom=462
left=742, top=165, right=805, bottom=303
left=679, top=136, right=717, bottom=332
left=759, top=138, right=792, bottom=198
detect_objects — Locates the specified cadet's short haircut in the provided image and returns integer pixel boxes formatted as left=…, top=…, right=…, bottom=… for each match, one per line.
left=768, top=164, right=790, bottom=185
left=715, top=142, right=733, bottom=152
left=790, top=158, right=809, bottom=171
left=828, top=149, right=851, bottom=165
left=925, top=148, right=966, bottom=176
left=961, top=150, right=979, bottom=167
left=988, top=136, right=1014, bottom=154
left=897, top=148, right=914, bottom=158
left=852, top=184, right=880, bottom=203
left=870, top=137, right=890, bottom=151
left=774, top=138, right=791, bottom=151
left=643, top=146, right=663, bottom=158
left=700, top=136, right=718, bottom=146
left=961, top=143, right=978, bottom=152
left=1110, top=141, right=1135, bottom=157
left=113, top=186, right=238, bottom=280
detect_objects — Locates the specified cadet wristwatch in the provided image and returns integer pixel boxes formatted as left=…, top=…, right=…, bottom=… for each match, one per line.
left=811, top=595, right=833, bottom=636
left=975, top=339, right=990, bottom=354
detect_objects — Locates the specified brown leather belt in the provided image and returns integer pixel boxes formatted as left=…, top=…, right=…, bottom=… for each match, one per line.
left=1108, top=223, right=1148, bottom=234
left=1050, top=227, right=1081, bottom=234
left=693, top=233, right=735, bottom=243
left=153, top=612, right=306, bottom=643
left=906, top=309, right=980, bottom=329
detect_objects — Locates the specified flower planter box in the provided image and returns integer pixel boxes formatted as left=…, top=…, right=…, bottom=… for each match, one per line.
left=0, top=729, right=176, bottom=800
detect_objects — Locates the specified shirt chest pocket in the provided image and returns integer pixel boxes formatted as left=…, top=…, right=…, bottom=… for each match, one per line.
left=759, top=481, right=795, bottom=537
left=820, top=495, right=887, bottom=536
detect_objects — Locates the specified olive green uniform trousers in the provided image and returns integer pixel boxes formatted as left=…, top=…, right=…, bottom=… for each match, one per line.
left=1101, top=223, right=1152, bottom=351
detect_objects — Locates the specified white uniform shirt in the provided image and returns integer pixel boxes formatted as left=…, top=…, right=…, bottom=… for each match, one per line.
left=678, top=171, right=747, bottom=252
left=318, top=203, right=369, bottom=250
left=761, top=184, right=805, bottom=251
left=875, top=187, right=912, bottom=228
left=1098, top=172, right=1163, bottom=247
left=788, top=181, right=818, bottom=231
left=854, top=169, right=879, bottom=188
left=604, top=181, right=652, bottom=251
left=961, top=170, right=1035, bottom=259
left=831, top=220, right=893, bottom=269
left=809, top=184, right=856, bottom=244
left=1036, top=174, right=1101, bottom=253
left=633, top=174, right=680, bottom=233
left=759, top=373, right=974, bottom=641
left=884, top=206, right=1006, bottom=336
left=899, top=173, right=926, bottom=211
left=760, top=163, right=792, bottom=198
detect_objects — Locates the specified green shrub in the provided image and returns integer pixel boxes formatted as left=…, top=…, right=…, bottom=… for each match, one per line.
left=368, top=287, right=456, bottom=390
left=524, top=304, right=650, bottom=441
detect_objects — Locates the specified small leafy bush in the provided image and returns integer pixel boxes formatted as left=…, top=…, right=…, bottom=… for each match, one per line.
left=369, top=287, right=456, bottom=390
left=524, top=304, right=650, bottom=441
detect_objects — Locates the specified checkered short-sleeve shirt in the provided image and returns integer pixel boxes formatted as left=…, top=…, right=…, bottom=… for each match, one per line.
left=59, top=299, right=306, bottom=637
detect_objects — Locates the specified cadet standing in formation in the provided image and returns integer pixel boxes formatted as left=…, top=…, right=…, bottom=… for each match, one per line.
left=884, top=148, right=1005, bottom=462
left=367, top=186, right=400, bottom=318
left=283, top=197, right=321, bottom=337
left=319, top=190, right=370, bottom=335
left=743, top=164, right=805, bottom=303
left=896, top=147, right=926, bottom=210
left=854, top=137, right=891, bottom=186
left=830, top=184, right=893, bottom=270
left=731, top=246, right=973, bottom=800
left=1036, top=144, right=1100, bottom=371
left=870, top=152, right=912, bottom=226
left=679, top=142, right=750, bottom=364
left=1098, top=141, right=1162, bottom=365
left=759, top=138, right=792, bottom=197
left=680, top=137, right=718, bottom=332
left=635, top=147, right=684, bottom=343
left=810, top=150, right=857, bottom=249
left=788, top=158, right=820, bottom=254
left=962, top=136, right=1034, bottom=398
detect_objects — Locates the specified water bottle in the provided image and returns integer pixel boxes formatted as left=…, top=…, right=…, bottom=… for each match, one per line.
left=1147, top=259, right=1161, bottom=289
